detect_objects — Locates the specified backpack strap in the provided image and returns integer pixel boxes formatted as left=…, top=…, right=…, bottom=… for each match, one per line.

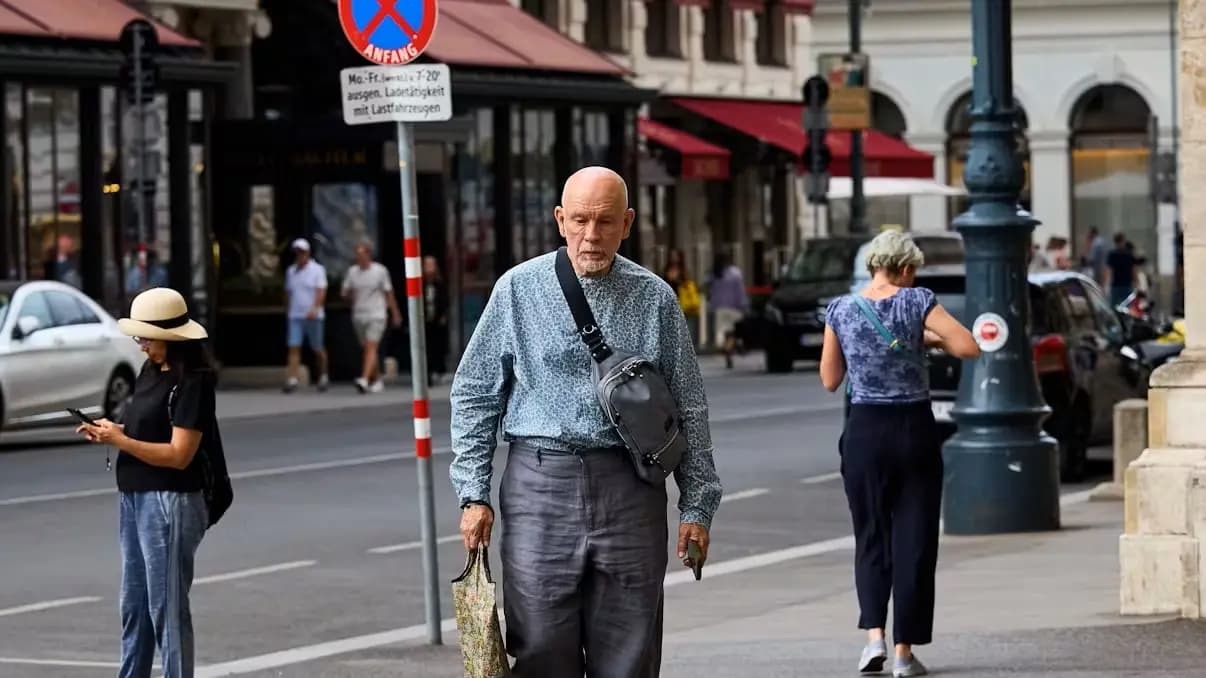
left=850, top=294, right=923, bottom=366
left=554, top=247, right=613, bottom=363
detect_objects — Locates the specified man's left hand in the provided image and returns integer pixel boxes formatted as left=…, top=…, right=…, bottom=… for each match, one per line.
left=677, top=523, right=710, bottom=568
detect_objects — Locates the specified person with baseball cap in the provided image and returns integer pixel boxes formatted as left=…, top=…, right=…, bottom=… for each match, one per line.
left=283, top=238, right=329, bottom=393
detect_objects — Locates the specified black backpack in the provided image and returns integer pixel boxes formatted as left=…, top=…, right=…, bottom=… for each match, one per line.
left=169, top=377, right=233, bottom=529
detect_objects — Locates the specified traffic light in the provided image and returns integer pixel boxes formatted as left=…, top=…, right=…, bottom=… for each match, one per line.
left=801, top=76, right=831, bottom=203
left=120, top=20, right=159, bottom=106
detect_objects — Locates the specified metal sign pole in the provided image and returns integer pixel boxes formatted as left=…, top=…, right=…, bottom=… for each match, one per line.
left=397, top=119, right=441, bottom=645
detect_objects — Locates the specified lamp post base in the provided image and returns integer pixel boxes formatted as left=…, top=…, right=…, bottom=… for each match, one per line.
left=942, top=433, right=1061, bottom=534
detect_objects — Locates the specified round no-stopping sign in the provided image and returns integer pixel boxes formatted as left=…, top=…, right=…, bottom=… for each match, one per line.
left=339, top=0, right=439, bottom=65
left=972, top=312, right=1008, bottom=352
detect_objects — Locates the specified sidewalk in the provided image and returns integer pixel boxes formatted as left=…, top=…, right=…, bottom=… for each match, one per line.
left=213, top=354, right=760, bottom=422
left=215, top=498, right=1204, bottom=676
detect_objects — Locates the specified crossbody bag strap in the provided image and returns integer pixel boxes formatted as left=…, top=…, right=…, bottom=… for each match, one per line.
left=554, top=247, right=613, bottom=363
left=851, top=294, right=923, bottom=366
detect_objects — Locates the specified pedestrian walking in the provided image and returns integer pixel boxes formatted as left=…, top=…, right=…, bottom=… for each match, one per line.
left=283, top=238, right=329, bottom=393
left=451, top=166, right=722, bottom=678
left=1103, top=232, right=1136, bottom=306
left=707, top=253, right=747, bottom=368
left=342, top=242, right=402, bottom=393
left=422, top=255, right=449, bottom=386
left=1082, top=226, right=1107, bottom=285
left=663, top=255, right=701, bottom=348
left=76, top=287, right=225, bottom=678
left=819, top=230, right=979, bottom=677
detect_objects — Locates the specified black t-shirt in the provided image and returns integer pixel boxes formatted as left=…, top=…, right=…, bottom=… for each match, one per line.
left=116, top=365, right=216, bottom=493
left=1106, top=248, right=1136, bottom=288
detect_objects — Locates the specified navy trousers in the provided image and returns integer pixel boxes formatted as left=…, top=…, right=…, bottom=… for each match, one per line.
left=840, top=401, right=942, bottom=646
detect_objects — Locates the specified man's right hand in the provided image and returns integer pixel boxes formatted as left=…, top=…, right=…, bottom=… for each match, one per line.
left=460, top=504, right=494, bottom=551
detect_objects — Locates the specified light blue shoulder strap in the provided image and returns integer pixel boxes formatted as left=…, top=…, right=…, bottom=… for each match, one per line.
left=850, top=294, right=923, bottom=366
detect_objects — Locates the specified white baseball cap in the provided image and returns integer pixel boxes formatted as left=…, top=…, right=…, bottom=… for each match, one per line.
left=291, top=238, right=311, bottom=252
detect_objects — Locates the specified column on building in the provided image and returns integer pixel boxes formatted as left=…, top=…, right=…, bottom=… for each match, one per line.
left=1027, top=130, right=1073, bottom=247
left=905, top=132, right=947, bottom=234
left=1119, top=0, right=1206, bottom=620
left=1157, top=128, right=1179, bottom=280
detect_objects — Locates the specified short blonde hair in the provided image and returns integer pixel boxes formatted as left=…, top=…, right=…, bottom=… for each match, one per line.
left=863, top=230, right=924, bottom=276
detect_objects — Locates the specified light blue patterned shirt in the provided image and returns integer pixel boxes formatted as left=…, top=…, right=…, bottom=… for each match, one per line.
left=449, top=252, right=723, bottom=528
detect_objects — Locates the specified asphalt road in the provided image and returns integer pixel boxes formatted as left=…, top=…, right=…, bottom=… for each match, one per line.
left=0, top=360, right=1110, bottom=675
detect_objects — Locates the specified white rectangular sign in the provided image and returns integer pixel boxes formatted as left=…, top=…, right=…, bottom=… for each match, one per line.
left=341, top=64, right=452, bottom=126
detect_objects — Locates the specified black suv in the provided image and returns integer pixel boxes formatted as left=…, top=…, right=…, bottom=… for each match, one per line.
left=923, top=268, right=1144, bottom=481
left=762, top=233, right=965, bottom=373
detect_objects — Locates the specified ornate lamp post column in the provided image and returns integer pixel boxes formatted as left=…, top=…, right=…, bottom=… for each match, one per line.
left=942, top=0, right=1061, bottom=534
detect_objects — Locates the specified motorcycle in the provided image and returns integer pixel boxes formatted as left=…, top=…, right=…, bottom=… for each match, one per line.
left=1116, top=291, right=1184, bottom=389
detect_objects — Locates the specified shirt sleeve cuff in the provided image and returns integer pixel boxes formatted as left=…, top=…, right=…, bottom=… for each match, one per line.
left=679, top=508, right=714, bottom=530
left=457, top=485, right=492, bottom=508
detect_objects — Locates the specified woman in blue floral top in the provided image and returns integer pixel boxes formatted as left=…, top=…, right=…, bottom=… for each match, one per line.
left=820, top=230, right=980, bottom=677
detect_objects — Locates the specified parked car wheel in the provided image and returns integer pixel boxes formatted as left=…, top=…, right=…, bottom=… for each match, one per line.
left=766, top=349, right=794, bottom=374
left=104, top=368, right=136, bottom=422
left=1054, top=396, right=1091, bottom=482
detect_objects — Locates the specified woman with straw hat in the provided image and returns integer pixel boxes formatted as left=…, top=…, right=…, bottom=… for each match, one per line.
left=77, top=287, right=223, bottom=678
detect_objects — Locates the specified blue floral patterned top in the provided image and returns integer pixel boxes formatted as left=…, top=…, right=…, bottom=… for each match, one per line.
left=825, top=287, right=937, bottom=404
left=449, top=252, right=723, bottom=528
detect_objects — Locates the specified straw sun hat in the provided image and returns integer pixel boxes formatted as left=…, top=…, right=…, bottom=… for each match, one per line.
left=117, top=288, right=209, bottom=342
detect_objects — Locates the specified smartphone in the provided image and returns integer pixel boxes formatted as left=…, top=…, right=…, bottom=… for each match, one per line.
left=687, top=541, right=705, bottom=581
left=67, top=408, right=96, bottom=426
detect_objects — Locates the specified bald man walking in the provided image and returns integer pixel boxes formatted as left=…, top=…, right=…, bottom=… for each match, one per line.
left=450, top=167, right=722, bottom=677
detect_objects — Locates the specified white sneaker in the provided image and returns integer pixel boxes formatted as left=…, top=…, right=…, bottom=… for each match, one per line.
left=354, top=378, right=369, bottom=394
left=369, top=380, right=385, bottom=393
left=317, top=375, right=329, bottom=392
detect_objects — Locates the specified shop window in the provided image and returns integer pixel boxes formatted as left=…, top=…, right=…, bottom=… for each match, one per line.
left=1068, top=85, right=1155, bottom=266
left=25, top=88, right=82, bottom=287
left=946, top=91, right=1030, bottom=225
left=121, top=93, right=172, bottom=301
left=521, top=0, right=559, bottom=28
left=703, top=1, right=736, bottom=63
left=455, top=108, right=496, bottom=343
left=4, top=84, right=25, bottom=280
left=220, top=184, right=279, bottom=308
left=646, top=0, right=682, bottom=58
left=100, top=87, right=121, bottom=312
left=756, top=2, right=787, bottom=67
left=189, top=89, right=210, bottom=319
left=585, top=0, right=624, bottom=53
left=310, top=182, right=378, bottom=286
left=511, top=107, right=558, bottom=263
left=575, top=109, right=610, bottom=168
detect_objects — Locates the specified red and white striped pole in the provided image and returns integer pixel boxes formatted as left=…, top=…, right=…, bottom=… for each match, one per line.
left=397, top=120, right=441, bottom=644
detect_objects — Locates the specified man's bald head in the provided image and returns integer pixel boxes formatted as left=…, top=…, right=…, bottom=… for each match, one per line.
left=555, top=166, right=635, bottom=276
left=561, top=166, right=629, bottom=208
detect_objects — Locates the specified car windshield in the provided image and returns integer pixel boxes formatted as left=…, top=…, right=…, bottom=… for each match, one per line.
left=918, top=274, right=1048, bottom=334
left=785, top=240, right=863, bottom=282
left=853, top=236, right=965, bottom=280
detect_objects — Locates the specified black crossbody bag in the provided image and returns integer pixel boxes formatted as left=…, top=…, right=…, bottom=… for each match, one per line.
left=168, top=378, right=233, bottom=528
left=553, top=247, right=687, bottom=485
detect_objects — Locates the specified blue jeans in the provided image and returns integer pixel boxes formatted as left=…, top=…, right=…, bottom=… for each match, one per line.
left=119, top=491, right=207, bottom=678
left=286, top=317, right=325, bottom=349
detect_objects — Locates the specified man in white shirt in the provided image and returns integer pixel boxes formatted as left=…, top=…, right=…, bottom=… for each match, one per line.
left=284, top=238, right=329, bottom=393
left=342, top=242, right=402, bottom=393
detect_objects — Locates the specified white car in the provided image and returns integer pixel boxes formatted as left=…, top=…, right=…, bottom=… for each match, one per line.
left=0, top=281, right=145, bottom=430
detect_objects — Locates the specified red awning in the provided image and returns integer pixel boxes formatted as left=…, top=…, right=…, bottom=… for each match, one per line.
left=671, top=97, right=934, bottom=179
left=0, top=0, right=198, bottom=46
left=423, top=0, right=625, bottom=75
left=638, top=117, right=730, bottom=180
left=782, top=0, right=817, bottom=14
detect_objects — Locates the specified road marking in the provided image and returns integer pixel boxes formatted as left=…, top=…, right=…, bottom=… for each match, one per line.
left=0, top=657, right=158, bottom=669
left=194, top=560, right=316, bottom=585
left=196, top=489, right=1097, bottom=676
left=0, top=403, right=837, bottom=508
left=800, top=471, right=843, bottom=485
left=720, top=488, right=770, bottom=503
left=0, top=596, right=102, bottom=618
left=368, top=534, right=461, bottom=555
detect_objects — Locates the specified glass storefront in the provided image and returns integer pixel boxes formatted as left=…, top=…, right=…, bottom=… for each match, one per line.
left=946, top=93, right=1031, bottom=222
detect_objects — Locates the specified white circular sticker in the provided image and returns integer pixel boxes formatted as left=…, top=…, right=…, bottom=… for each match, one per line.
left=972, top=312, right=1008, bottom=353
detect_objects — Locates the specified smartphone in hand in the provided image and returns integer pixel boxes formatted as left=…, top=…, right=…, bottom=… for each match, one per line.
left=67, top=408, right=97, bottom=426
left=687, top=541, right=705, bottom=581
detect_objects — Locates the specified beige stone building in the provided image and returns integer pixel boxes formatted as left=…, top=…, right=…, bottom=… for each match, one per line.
left=1120, top=0, right=1205, bottom=619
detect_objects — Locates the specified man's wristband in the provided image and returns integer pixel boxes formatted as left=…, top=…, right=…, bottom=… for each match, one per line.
left=461, top=499, right=491, bottom=511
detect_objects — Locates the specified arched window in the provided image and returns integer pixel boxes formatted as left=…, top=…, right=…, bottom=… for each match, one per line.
left=1068, top=85, right=1154, bottom=263
left=871, top=92, right=906, bottom=139
left=945, top=92, right=1031, bottom=224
